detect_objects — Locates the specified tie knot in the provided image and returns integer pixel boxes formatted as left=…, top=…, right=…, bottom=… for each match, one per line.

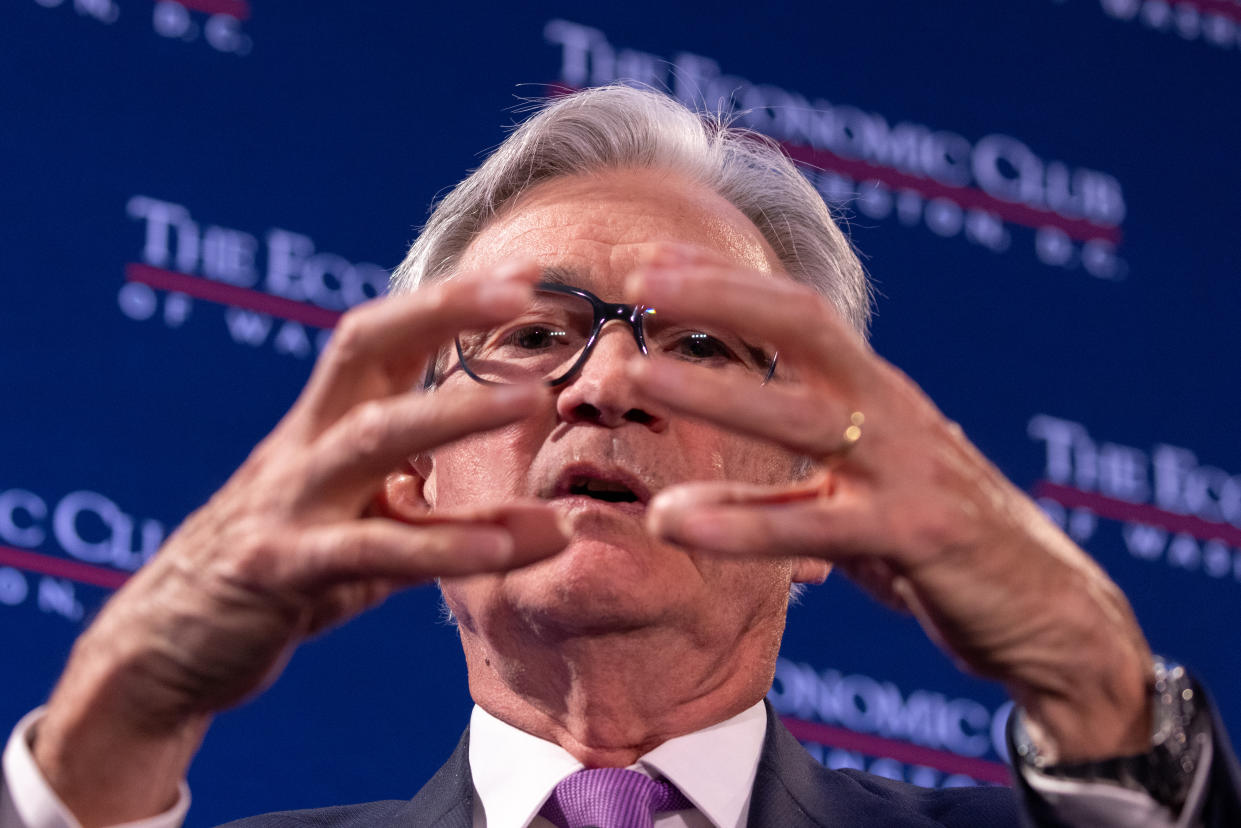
left=539, top=767, right=691, bottom=828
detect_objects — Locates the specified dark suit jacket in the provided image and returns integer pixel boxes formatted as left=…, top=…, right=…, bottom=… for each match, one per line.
left=221, top=700, right=1241, bottom=827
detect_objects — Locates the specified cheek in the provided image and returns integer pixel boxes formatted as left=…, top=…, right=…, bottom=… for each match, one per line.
left=427, top=424, right=535, bottom=509
left=710, top=434, right=800, bottom=486
left=437, top=575, right=490, bottom=632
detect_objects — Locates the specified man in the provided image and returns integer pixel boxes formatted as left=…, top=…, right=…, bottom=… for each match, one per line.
left=2, top=86, right=1238, bottom=827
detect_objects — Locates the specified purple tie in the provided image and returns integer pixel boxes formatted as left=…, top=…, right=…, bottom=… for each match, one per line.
left=539, top=768, right=692, bottom=828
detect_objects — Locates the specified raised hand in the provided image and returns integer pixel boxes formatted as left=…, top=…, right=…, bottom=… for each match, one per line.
left=31, top=261, right=568, bottom=826
left=625, top=245, right=1153, bottom=765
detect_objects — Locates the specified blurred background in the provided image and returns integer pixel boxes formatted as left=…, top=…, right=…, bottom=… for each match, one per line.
left=2, top=1, right=1238, bottom=823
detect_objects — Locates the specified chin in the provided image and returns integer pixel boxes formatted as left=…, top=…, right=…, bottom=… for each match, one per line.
left=499, top=535, right=688, bottom=634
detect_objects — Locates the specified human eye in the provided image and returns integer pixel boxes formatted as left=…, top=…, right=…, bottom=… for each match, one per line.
left=649, top=316, right=774, bottom=375
left=664, top=330, right=745, bottom=365
left=504, top=323, right=570, bottom=352
left=485, top=301, right=585, bottom=357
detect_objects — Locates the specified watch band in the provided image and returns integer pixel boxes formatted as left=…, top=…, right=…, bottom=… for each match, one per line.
left=1011, top=657, right=1209, bottom=812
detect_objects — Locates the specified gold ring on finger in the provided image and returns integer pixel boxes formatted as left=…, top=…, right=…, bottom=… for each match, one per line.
left=824, top=411, right=865, bottom=467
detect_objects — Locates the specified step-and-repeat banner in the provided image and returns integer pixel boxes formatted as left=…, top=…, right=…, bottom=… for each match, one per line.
left=3, top=2, right=1238, bottom=824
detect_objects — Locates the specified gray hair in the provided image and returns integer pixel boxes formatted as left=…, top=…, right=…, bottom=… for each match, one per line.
left=389, top=84, right=871, bottom=337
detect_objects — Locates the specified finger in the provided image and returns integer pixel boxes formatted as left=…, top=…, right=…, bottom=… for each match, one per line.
left=301, top=501, right=571, bottom=630
left=303, top=382, right=546, bottom=509
left=637, top=241, right=731, bottom=269
left=394, top=501, right=572, bottom=558
left=288, top=516, right=566, bottom=591
left=628, top=357, right=859, bottom=458
left=625, top=262, right=870, bottom=384
left=650, top=494, right=878, bottom=561
left=647, top=479, right=820, bottom=540
left=302, top=579, right=403, bottom=636
left=294, top=259, right=542, bottom=435
left=370, top=491, right=572, bottom=562
left=649, top=478, right=823, bottom=515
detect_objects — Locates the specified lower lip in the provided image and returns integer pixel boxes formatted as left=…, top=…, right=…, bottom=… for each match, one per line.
left=549, top=495, right=647, bottom=517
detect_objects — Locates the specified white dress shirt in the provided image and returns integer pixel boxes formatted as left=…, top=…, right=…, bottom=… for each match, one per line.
left=468, top=702, right=767, bottom=828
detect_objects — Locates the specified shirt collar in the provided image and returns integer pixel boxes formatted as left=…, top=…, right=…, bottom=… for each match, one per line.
left=468, top=701, right=767, bottom=828
left=637, top=701, right=766, bottom=828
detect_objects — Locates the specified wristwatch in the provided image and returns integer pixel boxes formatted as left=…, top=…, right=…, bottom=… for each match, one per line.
left=1010, top=657, right=1209, bottom=811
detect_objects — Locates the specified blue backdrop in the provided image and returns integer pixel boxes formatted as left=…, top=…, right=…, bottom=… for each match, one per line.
left=3, top=1, right=1239, bottom=823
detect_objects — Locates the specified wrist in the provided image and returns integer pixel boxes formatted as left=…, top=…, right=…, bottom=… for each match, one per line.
left=1012, top=657, right=1209, bottom=812
left=33, top=628, right=210, bottom=828
left=1014, top=669, right=1152, bottom=763
left=34, top=703, right=207, bottom=828
left=1004, top=585, right=1153, bottom=763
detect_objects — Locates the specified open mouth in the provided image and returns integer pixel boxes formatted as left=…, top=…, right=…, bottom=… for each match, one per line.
left=568, top=478, right=640, bottom=503
left=551, top=466, right=652, bottom=509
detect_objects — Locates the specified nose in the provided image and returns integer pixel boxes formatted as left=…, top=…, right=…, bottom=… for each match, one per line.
left=555, top=325, right=669, bottom=430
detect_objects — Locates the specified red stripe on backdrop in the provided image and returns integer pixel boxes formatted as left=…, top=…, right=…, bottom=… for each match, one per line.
left=167, top=0, right=252, bottom=20
left=780, top=717, right=1012, bottom=785
left=125, top=264, right=344, bottom=329
left=0, top=545, right=131, bottom=590
left=1189, top=0, right=1241, bottom=24
left=782, top=143, right=1122, bottom=244
left=1034, top=481, right=1241, bottom=547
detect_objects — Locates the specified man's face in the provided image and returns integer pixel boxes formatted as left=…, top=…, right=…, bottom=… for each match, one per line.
left=427, top=167, right=809, bottom=652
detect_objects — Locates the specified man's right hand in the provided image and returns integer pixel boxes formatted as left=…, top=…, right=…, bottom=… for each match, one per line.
left=26, top=261, right=568, bottom=827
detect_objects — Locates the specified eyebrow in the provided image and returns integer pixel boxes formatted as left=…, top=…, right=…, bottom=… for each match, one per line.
left=538, top=265, right=583, bottom=287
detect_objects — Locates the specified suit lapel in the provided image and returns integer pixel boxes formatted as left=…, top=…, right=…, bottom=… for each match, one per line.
left=747, top=702, right=839, bottom=827
left=393, top=728, right=474, bottom=828
left=748, top=701, right=957, bottom=827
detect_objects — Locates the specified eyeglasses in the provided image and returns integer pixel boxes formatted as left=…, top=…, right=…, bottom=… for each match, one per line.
left=441, top=282, right=778, bottom=387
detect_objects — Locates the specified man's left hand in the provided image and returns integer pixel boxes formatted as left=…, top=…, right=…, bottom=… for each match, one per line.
left=625, top=245, right=1153, bottom=764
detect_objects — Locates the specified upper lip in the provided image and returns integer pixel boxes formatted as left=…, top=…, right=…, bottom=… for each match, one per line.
left=548, top=463, right=653, bottom=506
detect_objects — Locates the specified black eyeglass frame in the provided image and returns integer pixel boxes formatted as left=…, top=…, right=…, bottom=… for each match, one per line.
left=428, top=282, right=777, bottom=388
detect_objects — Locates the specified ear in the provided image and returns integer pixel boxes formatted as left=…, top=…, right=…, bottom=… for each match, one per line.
left=791, top=557, right=832, bottom=586
left=371, top=457, right=433, bottom=520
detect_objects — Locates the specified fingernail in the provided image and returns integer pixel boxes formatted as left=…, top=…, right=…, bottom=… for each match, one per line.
left=492, top=258, right=538, bottom=281
left=477, top=279, right=530, bottom=312
left=646, top=501, right=678, bottom=540
left=490, top=383, right=542, bottom=406
left=650, top=486, right=686, bottom=512
left=675, top=511, right=736, bottom=549
left=629, top=267, right=684, bottom=302
left=627, top=357, right=676, bottom=391
left=649, top=504, right=712, bottom=546
left=623, top=271, right=648, bottom=301
left=477, top=531, right=516, bottom=565
left=625, top=358, right=650, bottom=381
left=643, top=244, right=693, bottom=265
